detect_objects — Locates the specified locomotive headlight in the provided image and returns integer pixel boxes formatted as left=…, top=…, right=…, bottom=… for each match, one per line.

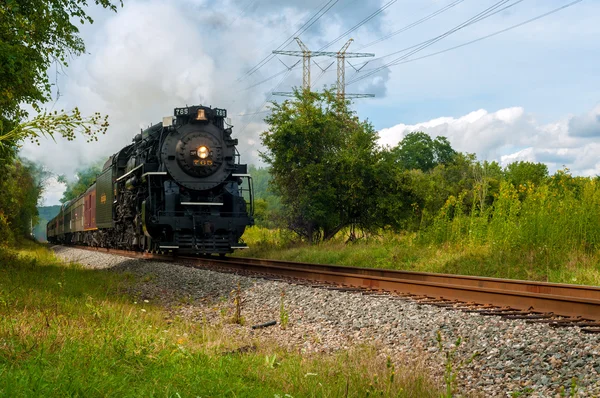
left=198, top=146, right=209, bottom=159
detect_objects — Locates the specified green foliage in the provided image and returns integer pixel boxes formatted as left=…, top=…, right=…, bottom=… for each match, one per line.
left=58, top=160, right=104, bottom=203
left=422, top=169, right=600, bottom=260
left=504, top=160, right=549, bottom=188
left=240, top=226, right=600, bottom=285
left=0, top=0, right=121, bottom=244
left=0, top=0, right=119, bottom=132
left=261, top=89, right=381, bottom=242
left=392, top=131, right=456, bottom=172
left=0, top=109, right=109, bottom=157
left=249, top=165, right=281, bottom=228
left=0, top=159, right=50, bottom=245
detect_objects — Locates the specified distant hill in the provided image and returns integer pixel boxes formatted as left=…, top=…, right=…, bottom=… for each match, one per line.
left=34, top=205, right=61, bottom=242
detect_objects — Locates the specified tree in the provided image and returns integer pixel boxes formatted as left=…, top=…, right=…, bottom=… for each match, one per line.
left=58, top=160, right=104, bottom=203
left=248, top=165, right=282, bottom=228
left=0, top=159, right=50, bottom=245
left=504, top=161, right=548, bottom=187
left=261, top=89, right=380, bottom=242
left=0, top=0, right=119, bottom=131
left=392, top=132, right=456, bottom=172
left=0, top=0, right=120, bottom=243
left=0, top=0, right=119, bottom=160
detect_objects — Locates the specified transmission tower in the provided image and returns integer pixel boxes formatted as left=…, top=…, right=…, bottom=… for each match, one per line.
left=272, top=38, right=320, bottom=94
left=335, top=39, right=375, bottom=100
left=272, top=37, right=375, bottom=99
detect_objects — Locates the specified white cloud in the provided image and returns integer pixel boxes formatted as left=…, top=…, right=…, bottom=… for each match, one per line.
left=568, top=105, right=600, bottom=138
left=379, top=104, right=600, bottom=176
left=40, top=177, right=67, bottom=207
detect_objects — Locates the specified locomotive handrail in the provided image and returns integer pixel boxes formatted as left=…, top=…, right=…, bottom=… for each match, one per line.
left=142, top=171, right=168, bottom=178
left=181, top=202, right=224, bottom=206
left=116, top=164, right=143, bottom=182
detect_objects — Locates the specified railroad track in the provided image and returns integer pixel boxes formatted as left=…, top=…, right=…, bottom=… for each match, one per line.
left=68, top=246, right=600, bottom=332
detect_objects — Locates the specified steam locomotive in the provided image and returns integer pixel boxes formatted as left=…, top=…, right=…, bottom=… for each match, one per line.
left=47, top=105, right=254, bottom=255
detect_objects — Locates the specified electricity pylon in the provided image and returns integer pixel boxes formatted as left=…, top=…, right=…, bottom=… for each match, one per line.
left=335, top=39, right=374, bottom=100
left=272, top=37, right=375, bottom=99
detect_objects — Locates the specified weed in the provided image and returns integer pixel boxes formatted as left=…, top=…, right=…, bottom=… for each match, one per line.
left=230, top=281, right=244, bottom=325
left=436, top=330, right=479, bottom=398
left=511, top=387, right=534, bottom=397
left=265, top=354, right=278, bottom=369
left=559, top=377, right=579, bottom=397
left=279, top=289, right=289, bottom=329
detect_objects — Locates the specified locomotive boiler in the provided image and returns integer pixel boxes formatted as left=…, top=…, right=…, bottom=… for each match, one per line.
left=47, top=105, right=254, bottom=255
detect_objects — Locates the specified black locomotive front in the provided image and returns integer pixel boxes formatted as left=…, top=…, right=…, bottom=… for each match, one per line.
left=94, top=105, right=254, bottom=254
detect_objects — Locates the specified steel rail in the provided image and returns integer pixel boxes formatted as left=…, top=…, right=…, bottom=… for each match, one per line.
left=218, top=257, right=600, bottom=301
left=67, top=246, right=600, bottom=321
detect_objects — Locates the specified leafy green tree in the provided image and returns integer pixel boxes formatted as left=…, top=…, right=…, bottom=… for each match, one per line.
left=0, top=159, right=50, bottom=244
left=58, top=160, right=104, bottom=203
left=0, top=0, right=120, bottom=243
left=248, top=165, right=281, bottom=228
left=0, top=0, right=119, bottom=160
left=0, top=0, right=119, bottom=131
left=392, top=132, right=456, bottom=172
left=370, top=152, right=425, bottom=231
left=504, top=161, right=548, bottom=187
left=261, top=89, right=380, bottom=242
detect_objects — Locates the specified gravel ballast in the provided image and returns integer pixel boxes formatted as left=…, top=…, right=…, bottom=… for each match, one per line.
left=53, top=246, right=600, bottom=397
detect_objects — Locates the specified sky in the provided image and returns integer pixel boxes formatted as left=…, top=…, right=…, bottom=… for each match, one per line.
left=19, top=0, right=600, bottom=205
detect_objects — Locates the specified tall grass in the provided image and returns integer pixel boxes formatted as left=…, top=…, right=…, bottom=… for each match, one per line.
left=422, top=174, right=600, bottom=253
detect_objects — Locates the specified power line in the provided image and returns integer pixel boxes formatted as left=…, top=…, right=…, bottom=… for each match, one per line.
left=347, top=0, right=525, bottom=84
left=318, top=0, right=398, bottom=51
left=355, top=0, right=466, bottom=50
left=236, top=110, right=271, bottom=116
left=237, top=69, right=293, bottom=135
left=237, top=0, right=340, bottom=82
left=348, top=0, right=583, bottom=86
left=231, top=0, right=258, bottom=26
left=241, top=61, right=301, bottom=92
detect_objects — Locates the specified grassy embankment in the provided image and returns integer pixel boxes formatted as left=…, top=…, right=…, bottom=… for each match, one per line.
left=239, top=226, right=600, bottom=286
left=0, top=242, right=440, bottom=397
left=239, top=180, right=600, bottom=286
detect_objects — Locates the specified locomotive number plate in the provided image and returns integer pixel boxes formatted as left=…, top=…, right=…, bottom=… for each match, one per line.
left=194, top=159, right=213, bottom=166
left=174, top=107, right=190, bottom=116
